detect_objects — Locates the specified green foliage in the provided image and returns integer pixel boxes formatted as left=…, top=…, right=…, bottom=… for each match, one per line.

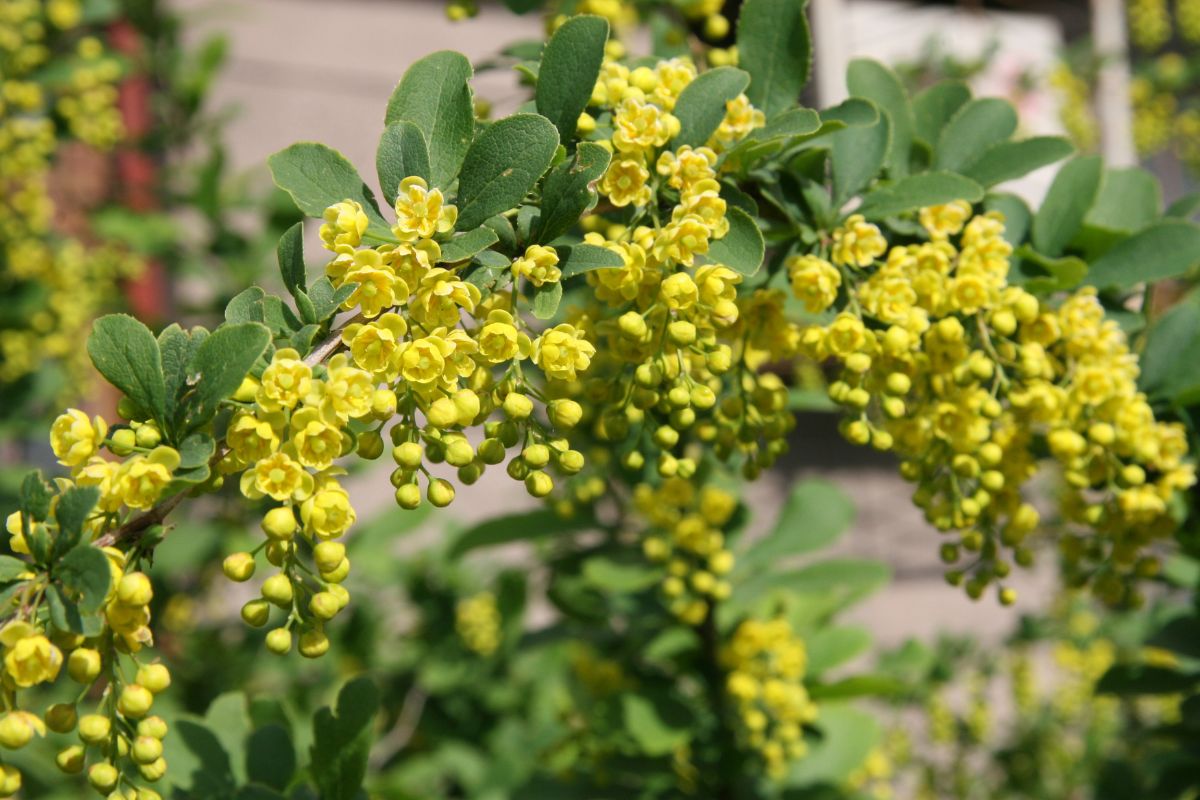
left=267, top=143, right=391, bottom=239
left=672, top=67, right=752, bottom=148
left=385, top=51, right=475, bottom=188
left=533, top=142, right=610, bottom=243
left=455, top=114, right=560, bottom=229
left=377, top=120, right=432, bottom=205
left=535, top=15, right=609, bottom=142
left=737, top=0, right=812, bottom=118
left=87, top=314, right=167, bottom=425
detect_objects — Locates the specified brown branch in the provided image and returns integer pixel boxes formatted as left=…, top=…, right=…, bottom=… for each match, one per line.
left=94, top=316, right=358, bottom=550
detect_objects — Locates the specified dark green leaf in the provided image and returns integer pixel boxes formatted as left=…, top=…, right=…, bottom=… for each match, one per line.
left=18, top=472, right=51, bottom=522
left=448, top=509, right=595, bottom=558
left=1086, top=220, right=1200, bottom=289
left=831, top=104, right=889, bottom=202
left=57, top=545, right=111, bottom=614
left=535, top=15, right=609, bottom=142
left=934, top=98, right=1017, bottom=172
left=1139, top=296, right=1200, bottom=401
left=88, top=314, right=167, bottom=424
left=376, top=121, right=430, bottom=207
left=581, top=557, right=660, bottom=593
left=1012, top=245, right=1087, bottom=293
left=857, top=172, right=983, bottom=220
left=621, top=693, right=690, bottom=755
left=159, top=324, right=203, bottom=420
left=268, top=144, right=390, bottom=240
left=1097, top=664, right=1200, bottom=696
left=276, top=222, right=306, bottom=299
left=53, top=486, right=99, bottom=553
left=0, top=557, right=28, bottom=583
left=912, top=81, right=971, bottom=145
left=961, top=136, right=1074, bottom=187
left=737, top=0, right=812, bottom=118
left=533, top=142, right=610, bottom=244
left=807, top=675, right=907, bottom=700
left=182, top=323, right=272, bottom=432
left=806, top=626, right=873, bottom=674
left=47, top=585, right=101, bottom=637
left=847, top=58, right=913, bottom=177
left=671, top=67, right=751, bottom=148
left=558, top=243, right=625, bottom=279
left=455, top=113, right=559, bottom=230
left=1032, top=155, right=1103, bottom=257
left=225, top=287, right=265, bottom=324
left=984, top=192, right=1032, bottom=246
left=385, top=51, right=475, bottom=188
left=706, top=207, right=765, bottom=275
left=310, top=678, right=380, bottom=800
left=1166, top=192, right=1200, bottom=220
left=786, top=703, right=881, bottom=785
left=246, top=724, right=295, bottom=791
left=439, top=227, right=499, bottom=264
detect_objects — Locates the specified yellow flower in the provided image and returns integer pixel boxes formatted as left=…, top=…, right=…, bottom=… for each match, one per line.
left=831, top=214, right=887, bottom=268
left=50, top=409, right=106, bottom=467
left=4, top=633, right=62, bottom=687
left=710, top=94, right=764, bottom=149
left=918, top=200, right=972, bottom=240
left=600, top=158, right=652, bottom=207
left=241, top=451, right=313, bottom=502
left=612, top=98, right=677, bottom=154
left=477, top=309, right=530, bottom=363
left=512, top=245, right=561, bottom=287
left=319, top=354, right=375, bottom=422
left=75, top=457, right=123, bottom=512
left=226, top=412, right=280, bottom=464
left=300, top=479, right=356, bottom=539
left=660, top=272, right=699, bottom=311
left=411, top=268, right=481, bottom=327
left=114, top=447, right=180, bottom=510
left=290, top=408, right=346, bottom=470
left=319, top=200, right=369, bottom=253
left=654, top=215, right=712, bottom=266
left=788, top=255, right=841, bottom=313
left=534, top=324, right=596, bottom=381
left=341, top=313, right=407, bottom=376
left=392, top=176, right=457, bottom=240
left=257, top=348, right=312, bottom=411
left=651, top=57, right=697, bottom=110
left=396, top=335, right=454, bottom=387
left=343, top=263, right=405, bottom=319
left=656, top=145, right=717, bottom=193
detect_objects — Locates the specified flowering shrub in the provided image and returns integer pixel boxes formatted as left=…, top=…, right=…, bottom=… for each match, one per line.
left=3, top=0, right=1200, bottom=796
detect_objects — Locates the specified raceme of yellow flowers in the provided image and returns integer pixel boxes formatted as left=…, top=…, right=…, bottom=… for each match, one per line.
left=800, top=202, right=1194, bottom=607
left=0, top=0, right=138, bottom=392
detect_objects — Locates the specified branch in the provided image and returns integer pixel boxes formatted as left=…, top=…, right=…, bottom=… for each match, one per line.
left=94, top=315, right=359, bottom=550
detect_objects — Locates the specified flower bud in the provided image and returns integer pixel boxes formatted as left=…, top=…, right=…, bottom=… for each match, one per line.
left=310, top=592, right=341, bottom=620
left=321, top=558, right=351, bottom=583
left=502, top=392, right=533, bottom=420
left=109, top=428, right=137, bottom=456
left=45, top=703, right=77, bottom=733
left=118, top=684, right=154, bottom=718
left=241, top=599, right=271, bottom=628
left=428, top=478, right=456, bottom=508
left=68, top=648, right=102, bottom=683
left=395, top=483, right=422, bottom=509
left=117, top=573, right=153, bottom=607
left=392, top=441, right=423, bottom=468
left=261, top=507, right=297, bottom=541
left=356, top=430, right=384, bottom=459
left=57, top=744, right=85, bottom=773
left=262, top=574, right=294, bottom=607
left=223, top=551, right=256, bottom=582
left=265, top=628, right=292, bottom=655
left=88, top=762, right=119, bottom=793
left=132, top=735, right=163, bottom=764
left=79, top=714, right=111, bottom=744
left=138, top=716, right=169, bottom=740
left=525, top=471, right=554, bottom=497
left=137, top=663, right=171, bottom=694
left=427, top=397, right=460, bottom=429
left=299, top=629, right=330, bottom=659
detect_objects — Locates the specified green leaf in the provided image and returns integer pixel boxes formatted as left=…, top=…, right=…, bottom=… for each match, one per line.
left=831, top=105, right=889, bottom=202
left=1032, top=154, right=1103, bottom=257
left=18, top=472, right=51, bottom=522
left=558, top=243, right=625, bottom=279
left=246, top=724, right=296, bottom=792
left=984, top=192, right=1032, bottom=246
left=727, top=558, right=891, bottom=619
left=806, top=625, right=872, bottom=674
left=1012, top=245, right=1087, bottom=294
left=310, top=677, right=380, bottom=800
left=376, top=120, right=430, bottom=207
left=225, top=287, right=265, bottom=324
left=1085, top=166, right=1162, bottom=233
left=448, top=509, right=594, bottom=558
left=439, top=227, right=499, bottom=264
left=57, top=545, right=112, bottom=615
left=267, top=143, right=390, bottom=239
left=961, top=136, right=1074, bottom=187
left=533, top=142, right=611, bottom=244
left=159, top=324, right=204, bottom=418
left=1085, top=220, right=1200, bottom=289
left=276, top=221, right=306, bottom=299
left=706, top=207, right=765, bottom=275
left=807, top=675, right=907, bottom=700
left=88, top=314, right=167, bottom=424
left=535, top=15, right=608, bottom=142
left=738, top=480, right=854, bottom=572
left=857, top=172, right=983, bottom=220
left=581, top=556, right=660, bottom=593
left=532, top=281, right=563, bottom=320
left=737, top=0, right=812, bottom=118
left=787, top=703, right=881, bottom=785
left=53, top=486, right=99, bottom=553
left=671, top=67, right=751, bottom=149
left=1096, top=664, right=1200, bottom=696
left=182, top=323, right=272, bottom=432
left=912, top=81, right=970, bottom=145
left=621, top=693, right=690, bottom=756
left=1166, top=192, right=1200, bottom=220
left=385, top=51, right=475, bottom=188
left=934, top=97, right=1017, bottom=173
left=1139, top=296, right=1200, bottom=401
left=47, top=585, right=101, bottom=637
left=455, top=113, right=559, bottom=230
left=0, top=557, right=27, bottom=583
left=846, top=59, right=913, bottom=177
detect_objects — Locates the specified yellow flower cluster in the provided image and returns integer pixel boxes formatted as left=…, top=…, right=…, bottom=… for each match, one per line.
left=0, top=0, right=139, bottom=398
left=638, top=478, right=737, bottom=623
left=803, top=204, right=1195, bottom=605
left=0, top=523, right=172, bottom=798
left=722, top=618, right=818, bottom=777
left=455, top=591, right=501, bottom=656
left=1128, top=0, right=1172, bottom=51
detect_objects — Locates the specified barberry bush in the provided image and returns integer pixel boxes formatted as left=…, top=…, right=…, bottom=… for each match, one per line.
left=4, top=0, right=1200, bottom=796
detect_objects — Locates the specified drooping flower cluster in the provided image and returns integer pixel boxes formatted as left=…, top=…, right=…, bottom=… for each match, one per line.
left=0, top=0, right=139, bottom=395
left=723, top=618, right=818, bottom=777
left=802, top=203, right=1195, bottom=605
